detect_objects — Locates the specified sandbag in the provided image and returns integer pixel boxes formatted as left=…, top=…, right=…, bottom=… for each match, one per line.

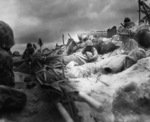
left=65, top=62, right=96, bottom=78
left=101, top=55, right=128, bottom=74
left=65, top=54, right=137, bottom=79
left=95, top=40, right=119, bottom=54
left=63, top=52, right=87, bottom=65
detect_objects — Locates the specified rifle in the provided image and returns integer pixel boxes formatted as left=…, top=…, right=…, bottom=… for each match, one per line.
left=120, top=23, right=125, bottom=28
left=68, top=33, right=72, bottom=38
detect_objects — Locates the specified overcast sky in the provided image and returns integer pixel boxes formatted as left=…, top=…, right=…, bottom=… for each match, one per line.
left=0, top=0, right=141, bottom=52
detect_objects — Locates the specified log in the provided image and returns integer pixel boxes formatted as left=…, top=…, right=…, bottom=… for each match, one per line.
left=78, top=92, right=104, bottom=112
left=56, top=103, right=74, bottom=122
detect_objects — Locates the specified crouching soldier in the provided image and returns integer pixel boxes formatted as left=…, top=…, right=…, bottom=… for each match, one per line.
left=81, top=40, right=98, bottom=62
left=0, top=21, right=26, bottom=114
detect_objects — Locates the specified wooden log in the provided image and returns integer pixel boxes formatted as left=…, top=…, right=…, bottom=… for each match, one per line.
left=78, top=92, right=104, bottom=112
left=139, top=0, right=141, bottom=23
left=56, top=103, right=74, bottom=122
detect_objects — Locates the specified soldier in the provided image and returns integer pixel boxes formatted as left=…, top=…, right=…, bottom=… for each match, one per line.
left=0, top=21, right=15, bottom=86
left=22, top=43, right=34, bottom=59
left=117, top=26, right=138, bottom=55
left=81, top=40, right=98, bottom=62
left=123, top=17, right=135, bottom=29
left=0, top=21, right=26, bottom=114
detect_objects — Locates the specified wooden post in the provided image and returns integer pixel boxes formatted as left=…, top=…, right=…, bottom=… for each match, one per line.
left=68, top=33, right=72, bottom=38
left=78, top=92, right=104, bottom=112
left=57, top=103, right=74, bottom=122
left=62, top=34, right=65, bottom=45
left=138, top=0, right=141, bottom=24
left=142, top=2, right=150, bottom=24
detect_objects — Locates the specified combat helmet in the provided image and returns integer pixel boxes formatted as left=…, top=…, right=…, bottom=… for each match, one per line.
left=0, top=21, right=14, bottom=50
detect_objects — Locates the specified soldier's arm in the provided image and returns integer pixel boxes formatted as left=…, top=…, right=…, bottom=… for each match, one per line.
left=87, top=47, right=98, bottom=62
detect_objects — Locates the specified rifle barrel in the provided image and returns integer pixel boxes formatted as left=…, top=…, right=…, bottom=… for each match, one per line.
left=68, top=33, right=72, bottom=38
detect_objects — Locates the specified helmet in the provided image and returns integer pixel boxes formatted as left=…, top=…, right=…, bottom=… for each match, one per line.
left=0, top=21, right=14, bottom=49
left=124, top=17, right=131, bottom=23
left=13, top=51, right=20, bottom=57
left=77, top=33, right=88, bottom=42
left=85, top=40, right=93, bottom=46
left=27, top=43, right=32, bottom=48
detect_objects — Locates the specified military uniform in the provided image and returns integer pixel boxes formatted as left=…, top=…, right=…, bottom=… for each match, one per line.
left=0, top=48, right=14, bottom=86
left=0, top=21, right=15, bottom=87
left=0, top=21, right=26, bottom=113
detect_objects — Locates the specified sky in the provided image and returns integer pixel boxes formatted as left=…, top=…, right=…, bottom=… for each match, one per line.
left=0, top=0, right=141, bottom=53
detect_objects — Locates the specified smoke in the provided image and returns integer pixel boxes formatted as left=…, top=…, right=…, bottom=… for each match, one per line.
left=0, top=0, right=139, bottom=52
